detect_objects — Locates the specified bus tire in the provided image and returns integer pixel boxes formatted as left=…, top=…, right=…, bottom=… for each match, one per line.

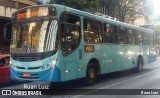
left=136, top=57, right=143, bottom=72
left=86, top=63, right=97, bottom=85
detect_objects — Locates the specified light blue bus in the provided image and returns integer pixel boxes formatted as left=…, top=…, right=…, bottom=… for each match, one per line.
left=10, top=4, right=156, bottom=85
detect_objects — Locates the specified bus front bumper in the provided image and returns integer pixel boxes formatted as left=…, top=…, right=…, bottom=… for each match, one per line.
left=10, top=66, right=61, bottom=82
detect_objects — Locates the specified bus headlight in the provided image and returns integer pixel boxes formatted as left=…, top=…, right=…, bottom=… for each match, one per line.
left=10, top=61, right=12, bottom=65
left=50, top=59, right=57, bottom=67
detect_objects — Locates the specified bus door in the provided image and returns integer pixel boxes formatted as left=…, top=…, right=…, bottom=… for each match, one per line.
left=60, top=13, right=81, bottom=81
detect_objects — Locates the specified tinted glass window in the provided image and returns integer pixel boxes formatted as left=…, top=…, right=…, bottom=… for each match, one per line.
left=135, top=31, right=142, bottom=45
left=104, top=23, right=117, bottom=43
left=118, top=26, right=127, bottom=44
left=60, top=13, right=81, bottom=55
left=128, top=29, right=135, bottom=45
left=84, top=18, right=102, bottom=43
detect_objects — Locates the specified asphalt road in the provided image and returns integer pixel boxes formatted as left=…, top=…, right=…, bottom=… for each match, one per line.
left=1, top=56, right=160, bottom=98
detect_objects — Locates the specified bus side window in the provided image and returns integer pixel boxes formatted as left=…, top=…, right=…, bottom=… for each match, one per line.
left=104, top=23, right=117, bottom=43
left=60, top=13, right=81, bottom=55
left=118, top=26, right=127, bottom=44
left=135, top=31, right=142, bottom=45
left=84, top=18, right=102, bottom=43
left=149, top=33, right=154, bottom=45
left=128, top=29, right=135, bottom=45
left=142, top=32, right=149, bottom=45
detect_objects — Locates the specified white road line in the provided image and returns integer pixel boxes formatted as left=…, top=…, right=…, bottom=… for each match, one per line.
left=67, top=68, right=160, bottom=98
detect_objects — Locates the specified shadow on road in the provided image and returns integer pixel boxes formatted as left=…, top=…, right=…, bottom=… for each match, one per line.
left=0, top=81, right=32, bottom=88
left=50, top=68, right=152, bottom=89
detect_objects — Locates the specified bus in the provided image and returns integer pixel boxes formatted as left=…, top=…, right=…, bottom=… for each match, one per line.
left=9, top=4, right=156, bottom=85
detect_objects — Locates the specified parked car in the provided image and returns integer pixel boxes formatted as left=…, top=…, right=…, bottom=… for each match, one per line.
left=0, top=54, right=11, bottom=83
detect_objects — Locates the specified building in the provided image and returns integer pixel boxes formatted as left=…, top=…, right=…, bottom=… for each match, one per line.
left=0, top=0, right=37, bottom=53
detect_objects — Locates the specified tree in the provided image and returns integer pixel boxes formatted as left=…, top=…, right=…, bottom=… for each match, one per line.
left=99, top=0, right=145, bottom=22
left=117, top=0, right=144, bottom=22
left=54, top=0, right=99, bottom=13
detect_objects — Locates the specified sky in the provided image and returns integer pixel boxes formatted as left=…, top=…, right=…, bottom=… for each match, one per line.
left=152, top=0, right=160, bottom=17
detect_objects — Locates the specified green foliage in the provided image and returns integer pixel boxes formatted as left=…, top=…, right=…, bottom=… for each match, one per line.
left=99, top=0, right=144, bottom=22
left=55, top=0, right=99, bottom=12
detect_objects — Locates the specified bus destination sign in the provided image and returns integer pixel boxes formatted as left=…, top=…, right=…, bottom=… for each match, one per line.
left=13, top=7, right=55, bottom=20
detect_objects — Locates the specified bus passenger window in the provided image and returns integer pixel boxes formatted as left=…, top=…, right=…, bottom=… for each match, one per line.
left=104, top=23, right=116, bottom=43
left=84, top=19, right=102, bottom=43
left=142, top=32, right=149, bottom=45
left=128, top=29, right=135, bottom=45
left=135, top=31, right=142, bottom=45
left=60, top=13, right=81, bottom=55
left=149, top=34, right=154, bottom=45
left=118, top=26, right=127, bottom=44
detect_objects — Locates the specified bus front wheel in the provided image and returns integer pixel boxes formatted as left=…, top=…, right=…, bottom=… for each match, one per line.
left=137, top=57, right=143, bottom=72
left=86, top=63, right=97, bottom=85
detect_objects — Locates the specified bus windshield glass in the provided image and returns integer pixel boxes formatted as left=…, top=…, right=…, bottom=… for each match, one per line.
left=11, top=19, right=58, bottom=54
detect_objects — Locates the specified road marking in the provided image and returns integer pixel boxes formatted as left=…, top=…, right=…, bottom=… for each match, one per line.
left=67, top=68, right=160, bottom=98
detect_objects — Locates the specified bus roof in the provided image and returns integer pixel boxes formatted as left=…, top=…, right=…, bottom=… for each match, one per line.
left=13, top=4, right=154, bottom=34
left=53, top=4, right=154, bottom=34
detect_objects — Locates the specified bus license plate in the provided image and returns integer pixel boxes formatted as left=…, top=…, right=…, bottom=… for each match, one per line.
left=23, top=73, right=31, bottom=77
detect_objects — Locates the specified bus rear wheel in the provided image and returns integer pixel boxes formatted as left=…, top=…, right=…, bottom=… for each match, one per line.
left=137, top=57, right=143, bottom=72
left=86, top=63, right=97, bottom=85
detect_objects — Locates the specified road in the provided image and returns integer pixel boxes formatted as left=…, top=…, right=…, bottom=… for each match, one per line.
left=1, top=56, right=160, bottom=98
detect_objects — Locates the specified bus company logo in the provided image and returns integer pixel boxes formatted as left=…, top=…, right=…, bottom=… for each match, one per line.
left=26, top=47, right=31, bottom=53
left=2, top=90, right=11, bottom=95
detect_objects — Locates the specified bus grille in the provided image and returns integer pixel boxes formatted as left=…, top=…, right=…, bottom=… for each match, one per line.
left=16, top=66, right=41, bottom=70
left=28, top=67, right=41, bottom=70
left=11, top=51, right=55, bottom=62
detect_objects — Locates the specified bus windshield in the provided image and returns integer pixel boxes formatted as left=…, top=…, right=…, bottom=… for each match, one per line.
left=11, top=19, right=58, bottom=54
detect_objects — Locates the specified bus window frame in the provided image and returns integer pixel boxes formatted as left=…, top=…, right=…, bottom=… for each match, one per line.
left=142, top=32, right=149, bottom=45
left=103, top=22, right=118, bottom=44
left=135, top=31, right=142, bottom=45
left=83, top=17, right=103, bottom=44
left=59, top=12, right=82, bottom=56
left=117, top=25, right=128, bottom=45
left=127, top=28, right=135, bottom=45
